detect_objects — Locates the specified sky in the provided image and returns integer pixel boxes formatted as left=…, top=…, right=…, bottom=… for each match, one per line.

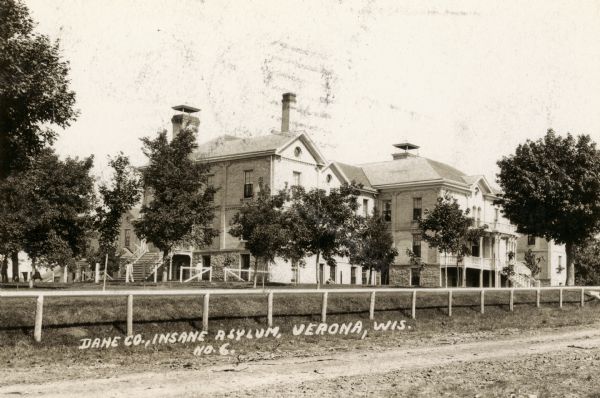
left=25, top=0, right=600, bottom=184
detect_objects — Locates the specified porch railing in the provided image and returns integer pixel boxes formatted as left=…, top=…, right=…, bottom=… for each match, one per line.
left=223, top=267, right=269, bottom=282
left=179, top=266, right=212, bottom=283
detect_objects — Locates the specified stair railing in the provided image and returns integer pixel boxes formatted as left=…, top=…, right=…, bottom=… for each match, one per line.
left=148, top=252, right=165, bottom=283
left=131, top=239, right=148, bottom=265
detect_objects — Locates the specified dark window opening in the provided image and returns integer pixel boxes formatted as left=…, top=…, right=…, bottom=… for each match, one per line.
left=383, top=200, right=392, bottom=222
left=471, top=241, right=480, bottom=257
left=124, top=229, right=131, bottom=249
left=412, top=234, right=422, bottom=258
left=527, top=235, right=536, bottom=246
left=329, top=265, right=336, bottom=282
left=410, top=267, right=420, bottom=286
left=413, top=197, right=422, bottom=221
left=244, top=171, right=253, bottom=198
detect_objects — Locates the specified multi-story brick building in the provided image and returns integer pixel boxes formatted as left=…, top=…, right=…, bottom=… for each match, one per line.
left=124, top=93, right=564, bottom=286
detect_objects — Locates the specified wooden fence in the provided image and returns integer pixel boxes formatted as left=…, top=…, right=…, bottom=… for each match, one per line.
left=0, top=286, right=596, bottom=342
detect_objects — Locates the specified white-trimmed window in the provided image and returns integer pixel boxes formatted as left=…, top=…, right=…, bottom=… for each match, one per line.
left=244, top=170, right=253, bottom=198
left=293, top=171, right=301, bottom=187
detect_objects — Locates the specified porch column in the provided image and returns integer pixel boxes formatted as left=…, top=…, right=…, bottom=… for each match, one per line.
left=479, top=269, right=483, bottom=287
left=488, top=270, right=493, bottom=287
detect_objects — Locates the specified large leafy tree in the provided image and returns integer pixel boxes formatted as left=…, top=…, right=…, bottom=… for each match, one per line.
left=230, top=180, right=288, bottom=287
left=417, top=193, right=486, bottom=287
left=0, top=0, right=77, bottom=179
left=134, top=128, right=217, bottom=274
left=95, top=153, right=141, bottom=274
left=349, top=210, right=398, bottom=285
left=0, top=149, right=95, bottom=281
left=284, top=184, right=361, bottom=286
left=496, top=130, right=600, bottom=286
left=573, top=238, right=600, bottom=286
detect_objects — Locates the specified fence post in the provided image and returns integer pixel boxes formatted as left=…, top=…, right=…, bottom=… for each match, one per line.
left=480, top=289, right=485, bottom=314
left=203, top=293, right=210, bottom=331
left=509, top=289, right=514, bottom=312
left=581, top=287, right=585, bottom=308
left=536, top=288, right=541, bottom=308
left=369, top=291, right=376, bottom=320
left=267, top=292, right=273, bottom=327
left=448, top=290, right=452, bottom=317
left=224, top=268, right=228, bottom=282
left=411, top=290, right=416, bottom=319
left=209, top=267, right=213, bottom=282
left=34, top=295, right=44, bottom=342
left=154, top=264, right=158, bottom=283
left=559, top=288, right=563, bottom=308
left=127, top=295, right=133, bottom=337
left=180, top=267, right=183, bottom=283
left=95, top=263, right=100, bottom=283
left=321, top=292, right=328, bottom=323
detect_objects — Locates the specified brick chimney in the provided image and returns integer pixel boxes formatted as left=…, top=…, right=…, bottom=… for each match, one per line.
left=171, top=105, right=200, bottom=140
left=281, top=92, right=296, bottom=133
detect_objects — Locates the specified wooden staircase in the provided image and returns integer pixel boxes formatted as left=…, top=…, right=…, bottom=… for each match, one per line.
left=131, top=252, right=161, bottom=281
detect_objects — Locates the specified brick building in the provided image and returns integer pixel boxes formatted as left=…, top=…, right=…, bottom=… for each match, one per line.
left=123, top=93, right=564, bottom=286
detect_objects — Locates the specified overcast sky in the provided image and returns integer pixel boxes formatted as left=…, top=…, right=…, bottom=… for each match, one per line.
left=25, top=0, right=600, bottom=183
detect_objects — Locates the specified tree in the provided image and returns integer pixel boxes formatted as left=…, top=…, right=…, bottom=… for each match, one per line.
left=134, top=128, right=217, bottom=278
left=574, top=238, right=600, bottom=286
left=349, top=210, right=398, bottom=285
left=95, top=153, right=141, bottom=276
left=417, top=193, right=486, bottom=287
left=0, top=149, right=96, bottom=281
left=523, top=249, right=542, bottom=278
left=230, top=180, right=288, bottom=287
left=284, top=184, right=360, bottom=286
left=0, top=0, right=77, bottom=180
left=496, top=130, right=600, bottom=286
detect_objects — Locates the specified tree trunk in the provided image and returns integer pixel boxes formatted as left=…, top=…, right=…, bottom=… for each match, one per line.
left=444, top=251, right=448, bottom=288
left=1, top=255, right=8, bottom=283
left=11, top=252, right=19, bottom=282
left=253, top=258, right=258, bottom=288
left=565, top=241, right=575, bottom=286
left=29, top=258, right=36, bottom=288
left=315, top=252, right=321, bottom=288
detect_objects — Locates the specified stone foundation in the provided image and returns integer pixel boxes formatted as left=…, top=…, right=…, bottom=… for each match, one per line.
left=389, top=264, right=441, bottom=287
left=192, top=251, right=261, bottom=282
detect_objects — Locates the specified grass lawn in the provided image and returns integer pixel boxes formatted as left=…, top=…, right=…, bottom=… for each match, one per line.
left=1, top=285, right=599, bottom=387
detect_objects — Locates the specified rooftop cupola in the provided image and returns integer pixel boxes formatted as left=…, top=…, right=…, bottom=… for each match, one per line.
left=392, top=142, right=419, bottom=160
left=171, top=105, right=200, bottom=140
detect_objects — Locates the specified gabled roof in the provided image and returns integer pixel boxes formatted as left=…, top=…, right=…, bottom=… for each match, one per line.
left=462, top=174, right=497, bottom=196
left=360, top=154, right=469, bottom=188
left=194, top=132, right=326, bottom=165
left=329, top=161, right=375, bottom=191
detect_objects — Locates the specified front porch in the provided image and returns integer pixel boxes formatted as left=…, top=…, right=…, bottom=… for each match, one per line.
left=437, top=233, right=519, bottom=288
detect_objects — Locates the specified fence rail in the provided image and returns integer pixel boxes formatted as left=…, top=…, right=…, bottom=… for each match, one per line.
left=1, top=286, right=598, bottom=342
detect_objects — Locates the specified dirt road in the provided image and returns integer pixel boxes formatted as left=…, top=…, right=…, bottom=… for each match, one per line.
left=2, top=327, right=600, bottom=397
